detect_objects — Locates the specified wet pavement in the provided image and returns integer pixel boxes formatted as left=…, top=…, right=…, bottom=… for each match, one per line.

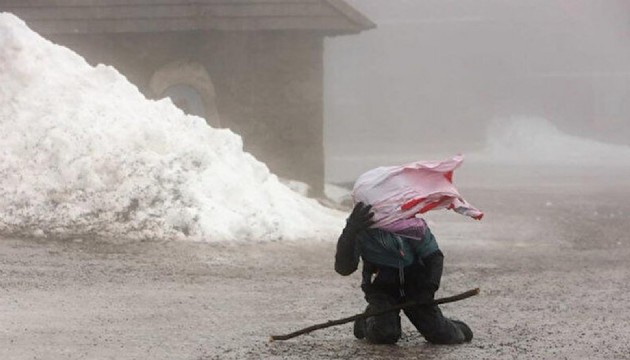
left=1, top=166, right=629, bottom=359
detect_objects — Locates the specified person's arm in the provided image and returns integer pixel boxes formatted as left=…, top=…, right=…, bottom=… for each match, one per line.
left=334, top=202, right=374, bottom=276
left=334, top=229, right=360, bottom=276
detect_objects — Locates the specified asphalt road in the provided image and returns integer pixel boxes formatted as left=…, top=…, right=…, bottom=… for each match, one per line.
left=1, top=166, right=629, bottom=359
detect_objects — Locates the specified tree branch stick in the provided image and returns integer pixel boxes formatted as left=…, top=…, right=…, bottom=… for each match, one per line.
left=269, top=287, right=480, bottom=341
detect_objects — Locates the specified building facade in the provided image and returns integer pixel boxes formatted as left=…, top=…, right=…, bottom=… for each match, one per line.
left=1, top=0, right=375, bottom=196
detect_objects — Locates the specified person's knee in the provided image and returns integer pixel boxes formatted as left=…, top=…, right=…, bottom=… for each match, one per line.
left=364, top=313, right=401, bottom=344
left=362, top=293, right=401, bottom=344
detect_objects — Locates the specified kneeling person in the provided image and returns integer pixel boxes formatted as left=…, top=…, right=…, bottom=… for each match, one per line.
left=334, top=202, right=473, bottom=345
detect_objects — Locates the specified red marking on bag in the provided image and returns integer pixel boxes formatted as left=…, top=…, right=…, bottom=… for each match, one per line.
left=401, top=197, right=425, bottom=211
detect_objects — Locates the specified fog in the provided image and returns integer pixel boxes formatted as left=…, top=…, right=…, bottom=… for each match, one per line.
left=3, top=4, right=630, bottom=359
left=324, top=0, right=630, bottom=182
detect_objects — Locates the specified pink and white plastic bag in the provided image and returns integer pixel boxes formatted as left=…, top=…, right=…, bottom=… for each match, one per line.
left=352, top=155, right=483, bottom=230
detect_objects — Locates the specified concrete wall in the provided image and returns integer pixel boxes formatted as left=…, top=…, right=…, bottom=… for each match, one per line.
left=50, top=31, right=325, bottom=196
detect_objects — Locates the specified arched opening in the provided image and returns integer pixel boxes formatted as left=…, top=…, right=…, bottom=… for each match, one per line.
left=149, top=61, right=221, bottom=127
left=162, top=84, right=206, bottom=118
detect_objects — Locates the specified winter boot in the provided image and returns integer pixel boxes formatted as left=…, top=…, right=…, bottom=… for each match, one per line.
left=452, top=320, right=473, bottom=342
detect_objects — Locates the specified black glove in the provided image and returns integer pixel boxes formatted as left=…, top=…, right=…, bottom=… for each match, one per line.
left=343, top=202, right=375, bottom=236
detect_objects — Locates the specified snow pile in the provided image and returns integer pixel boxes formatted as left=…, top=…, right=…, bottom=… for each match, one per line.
left=0, top=13, right=344, bottom=241
left=471, top=117, right=630, bottom=166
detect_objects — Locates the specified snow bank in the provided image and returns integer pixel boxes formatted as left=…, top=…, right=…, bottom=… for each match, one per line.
left=0, top=13, right=344, bottom=241
left=471, top=117, right=630, bottom=166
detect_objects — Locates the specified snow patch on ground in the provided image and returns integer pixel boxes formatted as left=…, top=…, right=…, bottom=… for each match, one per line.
left=471, top=117, right=630, bottom=166
left=0, top=13, right=343, bottom=241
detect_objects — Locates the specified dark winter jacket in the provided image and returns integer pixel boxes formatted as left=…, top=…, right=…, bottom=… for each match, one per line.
left=335, top=227, right=444, bottom=298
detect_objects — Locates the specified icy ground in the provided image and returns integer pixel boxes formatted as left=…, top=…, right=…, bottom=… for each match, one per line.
left=1, top=166, right=629, bottom=359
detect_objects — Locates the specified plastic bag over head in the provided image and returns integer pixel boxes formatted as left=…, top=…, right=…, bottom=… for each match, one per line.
left=351, top=155, right=483, bottom=230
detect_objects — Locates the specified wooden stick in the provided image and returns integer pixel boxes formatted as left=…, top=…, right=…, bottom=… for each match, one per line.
left=269, top=287, right=480, bottom=341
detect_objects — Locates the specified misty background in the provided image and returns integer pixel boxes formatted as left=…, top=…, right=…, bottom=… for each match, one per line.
left=324, top=0, right=630, bottom=182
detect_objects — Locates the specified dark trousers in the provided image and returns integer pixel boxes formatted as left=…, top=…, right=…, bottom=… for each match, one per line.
left=359, top=267, right=466, bottom=344
left=362, top=293, right=466, bottom=344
